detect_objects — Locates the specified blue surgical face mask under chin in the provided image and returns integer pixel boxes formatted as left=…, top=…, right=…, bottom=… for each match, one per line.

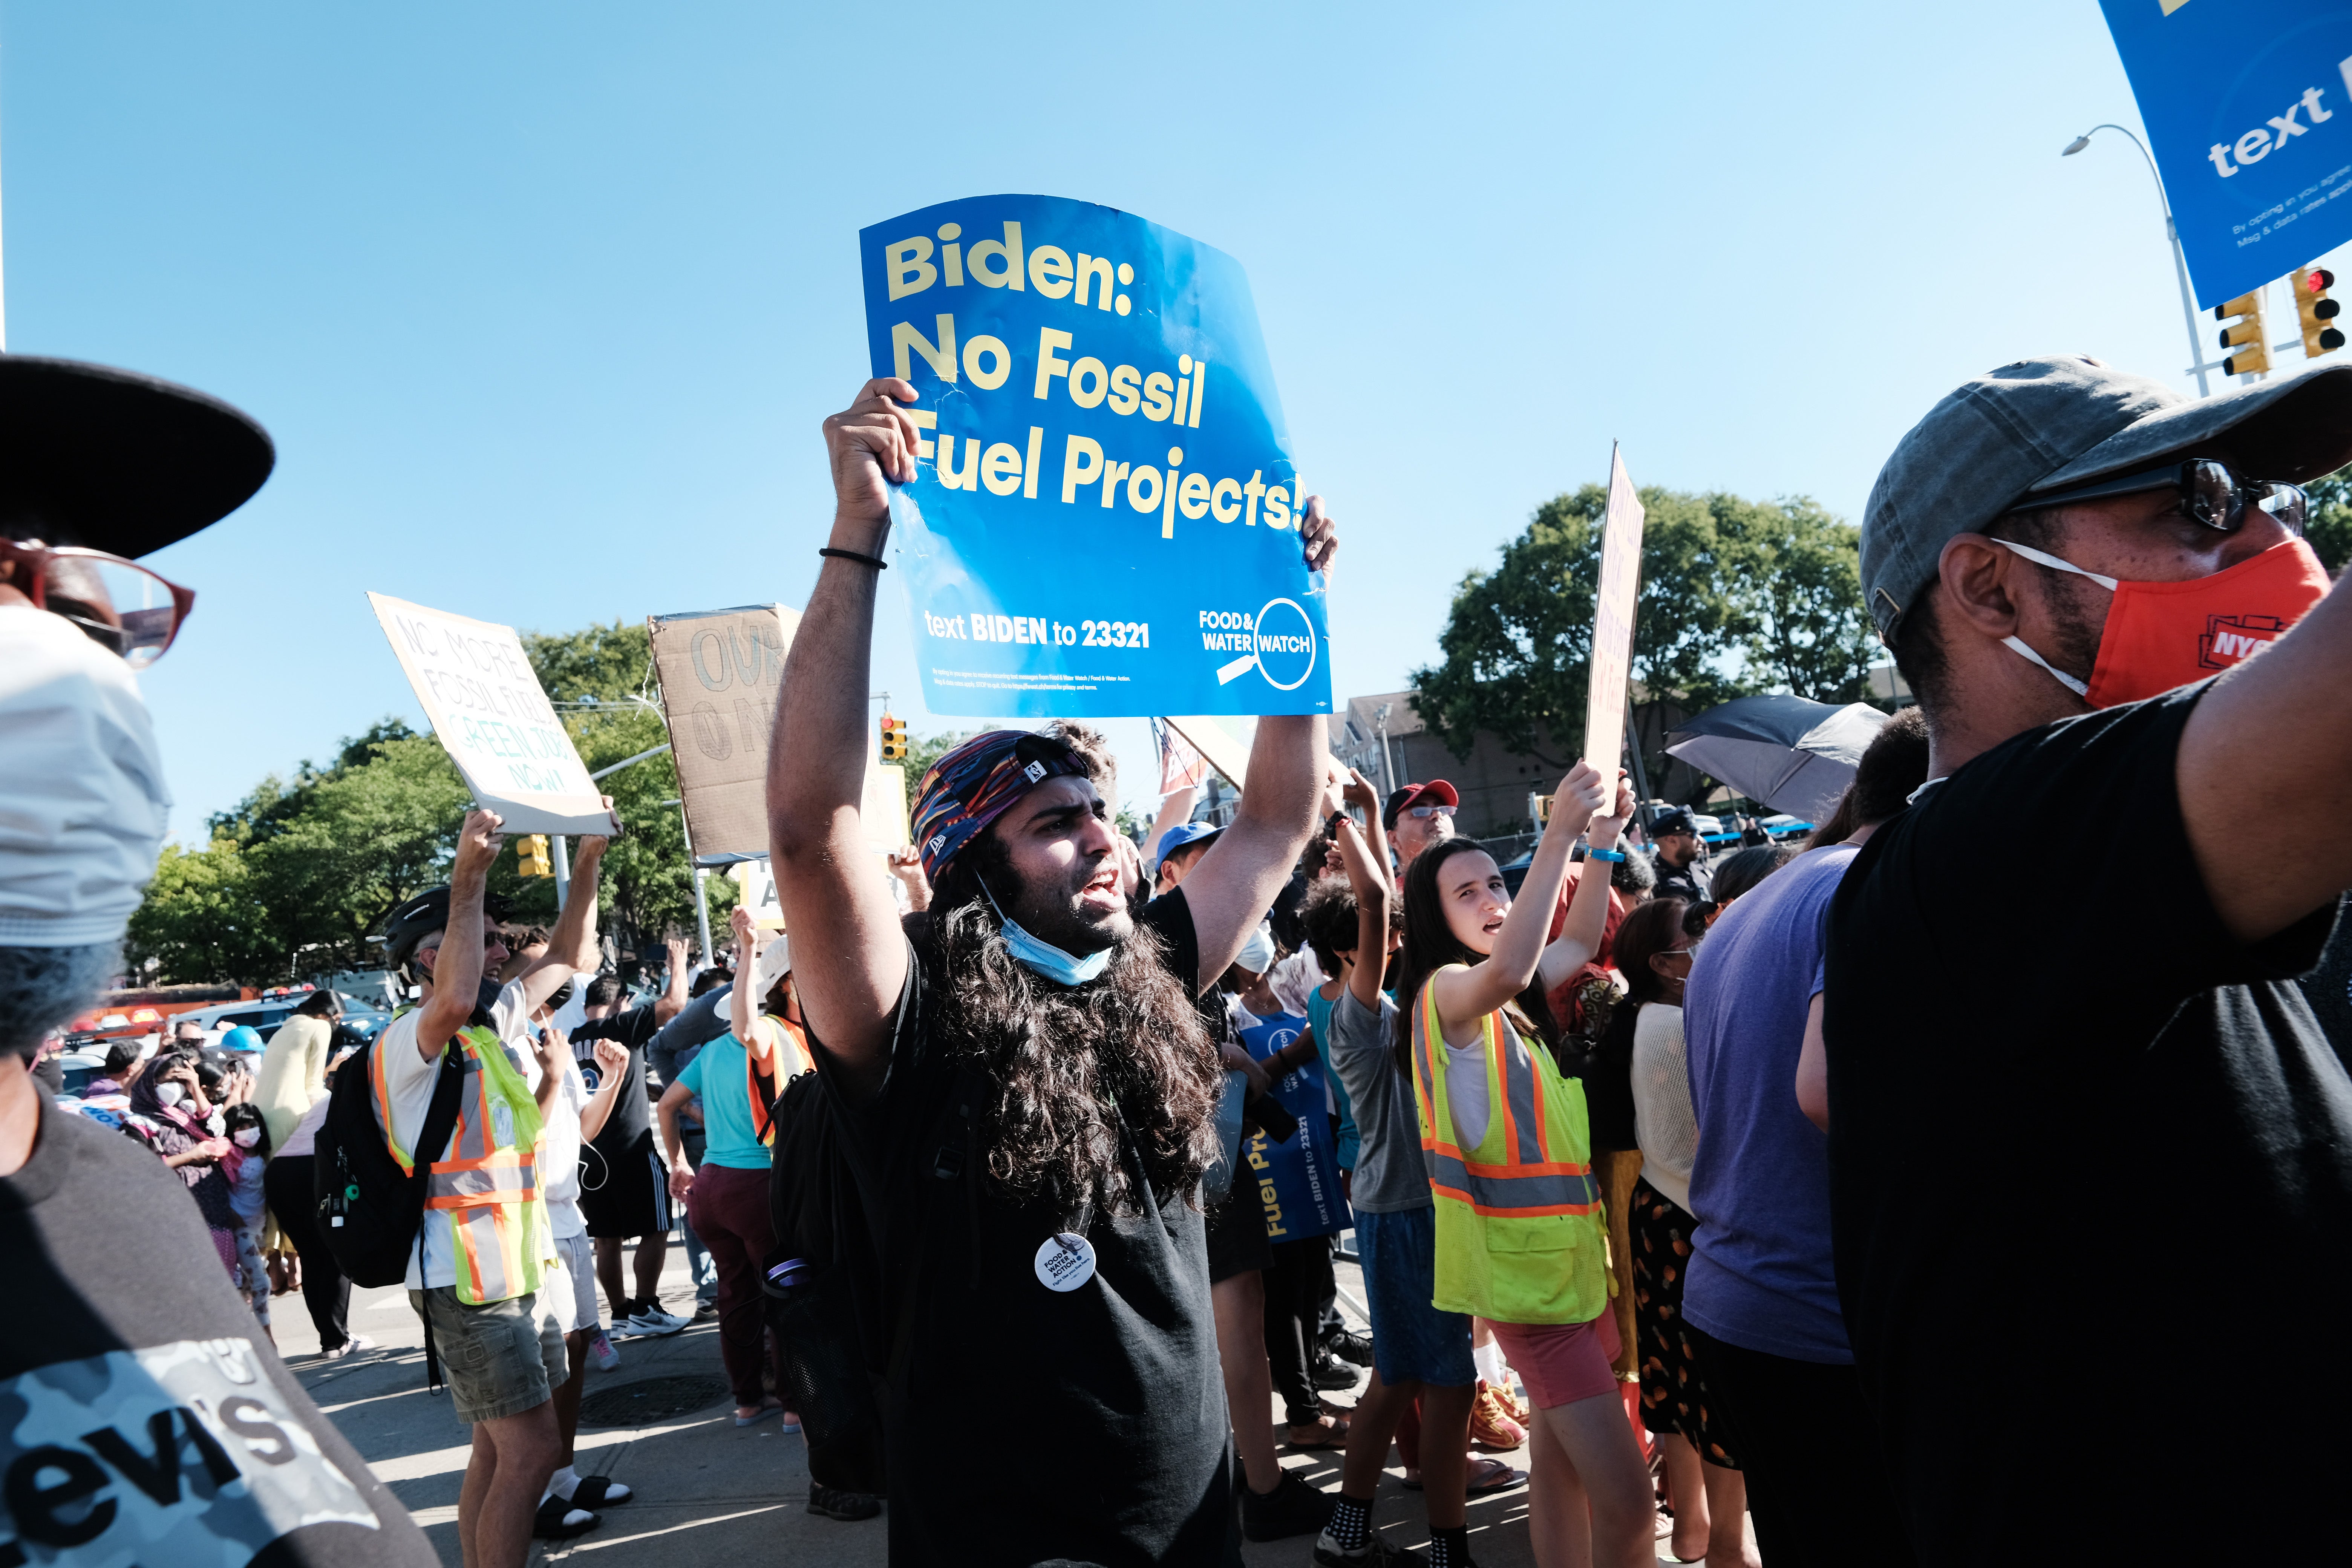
left=981, top=880, right=1112, bottom=987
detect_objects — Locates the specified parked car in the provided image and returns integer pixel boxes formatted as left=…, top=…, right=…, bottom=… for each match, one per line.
left=175, top=989, right=384, bottom=1047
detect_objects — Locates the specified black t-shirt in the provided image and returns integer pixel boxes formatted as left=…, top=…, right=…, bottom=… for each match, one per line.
left=812, top=890, right=1227, bottom=1568
left=0, top=1092, right=439, bottom=1567
left=1824, top=682, right=2349, bottom=1562
left=570, top=1002, right=660, bottom=1147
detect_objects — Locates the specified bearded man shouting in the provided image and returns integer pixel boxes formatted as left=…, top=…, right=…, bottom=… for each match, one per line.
left=769, top=377, right=1337, bottom=1567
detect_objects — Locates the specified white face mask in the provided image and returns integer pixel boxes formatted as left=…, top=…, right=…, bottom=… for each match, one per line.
left=233, top=1128, right=260, bottom=1148
left=155, top=1083, right=186, bottom=1108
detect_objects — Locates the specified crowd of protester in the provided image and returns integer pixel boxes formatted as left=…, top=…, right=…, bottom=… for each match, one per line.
left=6, top=350, right=2352, bottom=1568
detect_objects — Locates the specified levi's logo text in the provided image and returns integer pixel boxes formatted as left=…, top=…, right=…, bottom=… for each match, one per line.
left=0, top=1339, right=381, bottom=1566
left=861, top=194, right=1330, bottom=718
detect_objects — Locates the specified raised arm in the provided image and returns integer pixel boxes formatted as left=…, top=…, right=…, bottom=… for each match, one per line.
left=415, top=810, right=505, bottom=1058
left=1536, top=774, right=1634, bottom=989
left=727, top=908, right=776, bottom=1067
left=1431, top=763, right=1605, bottom=1031
left=1332, top=796, right=1391, bottom=1013
left=513, top=822, right=610, bottom=1014
left=652, top=935, right=690, bottom=1024
left=1145, top=783, right=1199, bottom=874
left=1159, top=499, right=1340, bottom=990
left=2180, top=571, right=2352, bottom=941
left=769, top=379, right=923, bottom=1098
left=580, top=1039, right=630, bottom=1143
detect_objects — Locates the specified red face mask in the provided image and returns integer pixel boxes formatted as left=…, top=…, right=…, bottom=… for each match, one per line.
left=1996, top=536, right=2331, bottom=707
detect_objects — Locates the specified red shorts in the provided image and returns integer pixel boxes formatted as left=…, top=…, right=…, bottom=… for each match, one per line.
left=1489, top=1309, right=1623, bottom=1410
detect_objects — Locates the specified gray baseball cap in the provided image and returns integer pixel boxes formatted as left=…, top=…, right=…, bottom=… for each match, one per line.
left=1860, top=355, right=2352, bottom=641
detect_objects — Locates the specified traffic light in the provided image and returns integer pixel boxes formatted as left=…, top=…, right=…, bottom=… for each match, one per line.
left=2294, top=266, right=2344, bottom=358
left=879, top=714, right=908, bottom=763
left=518, top=835, right=553, bottom=877
left=2216, top=288, right=2271, bottom=376
left=1528, top=792, right=1554, bottom=827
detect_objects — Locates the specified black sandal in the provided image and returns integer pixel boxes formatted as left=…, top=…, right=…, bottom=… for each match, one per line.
left=531, top=1496, right=601, bottom=1540
left=808, top=1482, right=881, bottom=1521
left=565, top=1476, right=631, bottom=1508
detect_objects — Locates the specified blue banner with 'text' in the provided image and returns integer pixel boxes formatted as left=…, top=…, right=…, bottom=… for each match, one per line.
left=859, top=194, right=1332, bottom=718
left=2099, top=2, right=2352, bottom=308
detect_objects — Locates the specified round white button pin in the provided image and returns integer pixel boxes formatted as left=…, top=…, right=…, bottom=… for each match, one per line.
left=1034, top=1232, right=1097, bottom=1292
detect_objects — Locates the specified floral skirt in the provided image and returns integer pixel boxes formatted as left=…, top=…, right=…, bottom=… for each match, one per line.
left=1628, top=1175, right=1738, bottom=1468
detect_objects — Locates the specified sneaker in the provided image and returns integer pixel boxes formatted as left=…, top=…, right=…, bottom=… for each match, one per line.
left=1321, top=1326, right=1375, bottom=1368
left=612, top=1304, right=688, bottom=1340
left=1241, top=1470, right=1334, bottom=1543
left=692, top=1299, right=720, bottom=1322
left=1468, top=1379, right=1527, bottom=1451
left=807, top=1482, right=880, bottom=1521
left=322, top=1334, right=374, bottom=1361
left=1311, top=1352, right=1358, bottom=1391
left=588, top=1329, right=622, bottom=1370
left=1314, top=1530, right=1422, bottom=1566
left=635, top=1299, right=695, bottom=1332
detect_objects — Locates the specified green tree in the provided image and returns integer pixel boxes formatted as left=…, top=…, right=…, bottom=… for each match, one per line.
left=1412, top=485, right=1754, bottom=769
left=127, top=837, right=283, bottom=986
left=1412, top=485, right=1883, bottom=775
left=1720, top=499, right=1880, bottom=704
left=2304, top=469, right=2352, bottom=573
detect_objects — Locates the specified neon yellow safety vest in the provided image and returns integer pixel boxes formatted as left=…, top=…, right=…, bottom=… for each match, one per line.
left=376, top=1018, right=549, bottom=1306
left=1410, top=974, right=1612, bottom=1325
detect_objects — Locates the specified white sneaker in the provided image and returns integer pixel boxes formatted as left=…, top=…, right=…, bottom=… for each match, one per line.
left=588, top=1329, right=622, bottom=1370
left=324, top=1334, right=375, bottom=1361
left=613, top=1305, right=688, bottom=1339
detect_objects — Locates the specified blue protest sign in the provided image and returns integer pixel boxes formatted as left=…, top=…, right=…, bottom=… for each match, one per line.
left=2098, top=3, right=2352, bottom=307
left=859, top=195, right=1330, bottom=718
left=1239, top=1011, right=1351, bottom=1242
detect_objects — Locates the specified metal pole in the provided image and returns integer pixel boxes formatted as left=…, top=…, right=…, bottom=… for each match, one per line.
left=552, top=835, right=569, bottom=903
left=661, top=796, right=712, bottom=969
left=589, top=742, right=672, bottom=781
left=2066, top=124, right=2213, bottom=397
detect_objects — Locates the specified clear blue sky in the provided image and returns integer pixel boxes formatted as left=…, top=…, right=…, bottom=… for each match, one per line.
left=8, top=2, right=2332, bottom=835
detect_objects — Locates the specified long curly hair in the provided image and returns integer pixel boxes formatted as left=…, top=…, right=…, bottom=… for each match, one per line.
left=918, top=898, right=1224, bottom=1227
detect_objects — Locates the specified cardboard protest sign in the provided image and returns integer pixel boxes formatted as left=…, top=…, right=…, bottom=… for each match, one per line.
left=864, top=763, right=909, bottom=853
left=860, top=194, right=1330, bottom=718
left=730, top=858, right=782, bottom=928
left=646, top=605, right=799, bottom=862
left=1582, top=447, right=1645, bottom=773
left=1163, top=714, right=1254, bottom=790
left=368, top=593, right=620, bottom=836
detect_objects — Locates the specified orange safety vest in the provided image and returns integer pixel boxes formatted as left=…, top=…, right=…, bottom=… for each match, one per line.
left=376, top=1019, right=548, bottom=1306
left=1410, top=973, right=1612, bottom=1324
left=745, top=1013, right=816, bottom=1147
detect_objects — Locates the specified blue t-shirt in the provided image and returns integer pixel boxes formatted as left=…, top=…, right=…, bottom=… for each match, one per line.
left=675, top=1031, right=770, bottom=1171
left=1682, top=844, right=1858, bottom=1363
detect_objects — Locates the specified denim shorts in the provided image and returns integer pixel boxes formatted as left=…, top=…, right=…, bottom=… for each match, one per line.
left=411, top=1284, right=568, bottom=1423
left=1355, top=1205, right=1474, bottom=1388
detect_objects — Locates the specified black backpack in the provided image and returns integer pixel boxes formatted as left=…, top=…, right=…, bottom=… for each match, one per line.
left=312, top=1035, right=466, bottom=1289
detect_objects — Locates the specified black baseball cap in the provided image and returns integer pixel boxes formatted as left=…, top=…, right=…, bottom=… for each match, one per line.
left=1383, top=779, right=1459, bottom=829
left=1650, top=808, right=1700, bottom=838
left=1861, top=355, right=2352, bottom=643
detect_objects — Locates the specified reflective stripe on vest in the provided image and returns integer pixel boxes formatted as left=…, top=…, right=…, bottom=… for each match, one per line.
left=377, top=1016, right=547, bottom=1305
left=1410, top=973, right=1612, bottom=1325
left=1412, top=984, right=1600, bottom=1218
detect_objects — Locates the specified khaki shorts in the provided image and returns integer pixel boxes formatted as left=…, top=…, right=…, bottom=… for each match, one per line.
left=552, top=1231, right=601, bottom=1336
left=411, top=1284, right=568, bottom=1424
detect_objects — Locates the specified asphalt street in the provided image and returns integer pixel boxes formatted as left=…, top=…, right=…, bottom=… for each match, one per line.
left=279, top=1236, right=1717, bottom=1566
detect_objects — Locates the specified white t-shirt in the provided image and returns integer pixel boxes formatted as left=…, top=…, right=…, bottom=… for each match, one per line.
left=370, top=980, right=537, bottom=1290
left=518, top=1030, right=589, bottom=1240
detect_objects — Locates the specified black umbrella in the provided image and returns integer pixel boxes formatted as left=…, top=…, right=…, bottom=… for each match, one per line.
left=1664, top=694, right=1888, bottom=824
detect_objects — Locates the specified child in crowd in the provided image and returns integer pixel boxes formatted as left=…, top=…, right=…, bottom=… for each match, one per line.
left=219, top=1101, right=273, bottom=1339
left=1396, top=764, right=1654, bottom=1568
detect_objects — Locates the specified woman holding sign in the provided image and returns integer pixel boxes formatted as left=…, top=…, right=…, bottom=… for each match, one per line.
left=1395, top=767, right=1654, bottom=1568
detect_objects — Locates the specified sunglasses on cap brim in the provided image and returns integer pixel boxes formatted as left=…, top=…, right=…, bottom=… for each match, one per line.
left=2008, top=458, right=2304, bottom=536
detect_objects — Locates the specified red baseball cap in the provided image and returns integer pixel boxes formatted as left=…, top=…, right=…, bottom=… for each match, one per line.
left=1382, top=779, right=1459, bottom=829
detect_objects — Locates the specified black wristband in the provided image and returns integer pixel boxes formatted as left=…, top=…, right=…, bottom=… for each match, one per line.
left=819, top=547, right=888, bottom=570
left=1325, top=810, right=1350, bottom=836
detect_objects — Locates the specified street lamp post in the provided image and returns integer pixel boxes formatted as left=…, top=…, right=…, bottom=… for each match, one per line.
left=2063, top=123, right=2223, bottom=397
